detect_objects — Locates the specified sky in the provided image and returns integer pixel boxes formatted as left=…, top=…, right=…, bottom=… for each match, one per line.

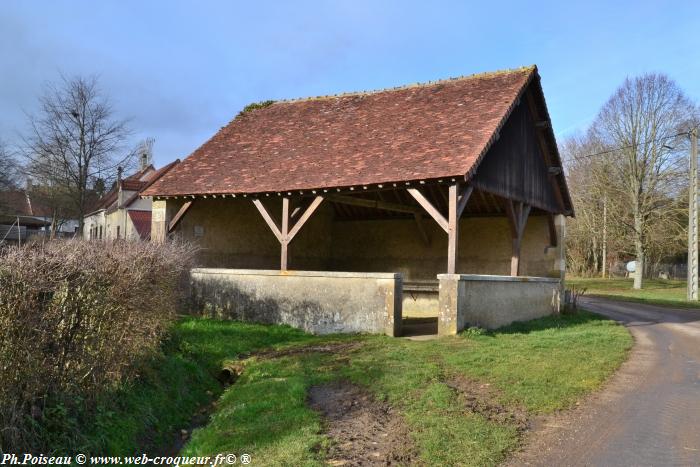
left=2, top=0, right=700, bottom=167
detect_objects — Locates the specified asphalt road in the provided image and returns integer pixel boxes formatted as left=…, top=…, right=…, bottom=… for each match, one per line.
left=509, top=296, right=700, bottom=467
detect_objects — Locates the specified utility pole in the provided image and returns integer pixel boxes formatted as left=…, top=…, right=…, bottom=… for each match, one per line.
left=602, top=196, right=607, bottom=278
left=688, top=128, right=698, bottom=300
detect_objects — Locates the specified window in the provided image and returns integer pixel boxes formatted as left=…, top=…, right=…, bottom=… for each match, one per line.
left=99, top=226, right=102, bottom=240
left=116, top=226, right=120, bottom=239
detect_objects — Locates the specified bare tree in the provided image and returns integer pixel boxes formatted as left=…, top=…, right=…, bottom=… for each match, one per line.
left=0, top=140, right=22, bottom=215
left=0, top=140, right=20, bottom=192
left=591, top=73, right=696, bottom=289
left=23, top=76, right=132, bottom=236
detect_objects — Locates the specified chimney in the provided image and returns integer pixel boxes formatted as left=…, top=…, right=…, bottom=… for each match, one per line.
left=117, top=166, right=124, bottom=207
left=140, top=152, right=149, bottom=170
left=25, top=178, right=33, bottom=192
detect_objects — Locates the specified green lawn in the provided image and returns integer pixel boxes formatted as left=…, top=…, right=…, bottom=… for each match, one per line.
left=62, top=312, right=631, bottom=465
left=180, top=312, right=631, bottom=466
left=567, top=277, right=700, bottom=309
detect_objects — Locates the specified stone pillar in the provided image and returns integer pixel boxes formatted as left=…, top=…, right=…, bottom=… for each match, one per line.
left=437, top=274, right=460, bottom=336
left=383, top=277, right=403, bottom=337
left=151, top=199, right=168, bottom=243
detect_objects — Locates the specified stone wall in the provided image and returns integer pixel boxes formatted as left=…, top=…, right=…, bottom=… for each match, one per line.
left=189, top=268, right=402, bottom=336
left=437, top=274, right=561, bottom=334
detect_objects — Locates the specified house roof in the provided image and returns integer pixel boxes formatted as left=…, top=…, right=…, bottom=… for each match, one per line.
left=127, top=210, right=152, bottom=239
left=1, top=190, right=33, bottom=216
left=87, top=160, right=180, bottom=216
left=143, top=66, right=549, bottom=198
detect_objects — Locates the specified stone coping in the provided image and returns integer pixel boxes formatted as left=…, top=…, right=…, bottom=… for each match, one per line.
left=191, top=268, right=402, bottom=280
left=437, top=274, right=560, bottom=283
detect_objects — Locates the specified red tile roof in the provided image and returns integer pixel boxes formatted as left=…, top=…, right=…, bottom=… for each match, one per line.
left=143, top=66, right=539, bottom=197
left=127, top=210, right=151, bottom=239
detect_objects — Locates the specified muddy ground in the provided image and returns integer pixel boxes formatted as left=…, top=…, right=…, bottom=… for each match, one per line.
left=308, top=382, right=417, bottom=466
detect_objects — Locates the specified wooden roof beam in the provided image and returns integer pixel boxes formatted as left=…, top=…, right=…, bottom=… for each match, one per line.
left=326, top=193, right=419, bottom=215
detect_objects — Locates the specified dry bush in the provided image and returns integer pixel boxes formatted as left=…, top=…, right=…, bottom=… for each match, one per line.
left=0, top=239, right=195, bottom=452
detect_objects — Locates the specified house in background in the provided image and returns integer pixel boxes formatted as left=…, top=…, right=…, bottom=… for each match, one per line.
left=84, top=159, right=179, bottom=241
left=0, top=186, right=79, bottom=245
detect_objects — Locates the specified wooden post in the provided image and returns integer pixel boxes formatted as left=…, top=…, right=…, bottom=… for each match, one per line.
left=281, top=197, right=289, bottom=270
left=447, top=184, right=458, bottom=274
left=505, top=199, right=531, bottom=276
left=252, top=196, right=324, bottom=271
left=407, top=184, right=473, bottom=274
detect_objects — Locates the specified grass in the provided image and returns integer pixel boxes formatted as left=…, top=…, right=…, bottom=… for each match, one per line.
left=178, top=311, right=631, bottom=466
left=58, top=318, right=316, bottom=454
left=567, top=277, right=700, bottom=309
left=60, top=311, right=631, bottom=464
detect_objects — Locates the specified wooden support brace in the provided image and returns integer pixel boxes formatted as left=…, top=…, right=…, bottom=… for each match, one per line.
left=407, top=188, right=448, bottom=232
left=456, top=184, right=474, bottom=219
left=252, top=199, right=283, bottom=242
left=505, top=199, right=531, bottom=276
left=168, top=200, right=194, bottom=233
left=286, top=196, right=324, bottom=242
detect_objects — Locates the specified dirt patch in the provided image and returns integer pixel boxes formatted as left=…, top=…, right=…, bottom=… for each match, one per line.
left=447, top=376, right=529, bottom=432
left=308, top=381, right=418, bottom=466
left=244, top=341, right=363, bottom=360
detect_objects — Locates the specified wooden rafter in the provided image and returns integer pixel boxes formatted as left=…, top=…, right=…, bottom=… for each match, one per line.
left=326, top=193, right=418, bottom=214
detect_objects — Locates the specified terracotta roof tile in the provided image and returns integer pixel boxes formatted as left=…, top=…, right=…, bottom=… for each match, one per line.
left=143, top=66, right=537, bottom=197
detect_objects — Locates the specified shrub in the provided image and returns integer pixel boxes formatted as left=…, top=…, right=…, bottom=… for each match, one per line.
left=0, top=239, right=195, bottom=452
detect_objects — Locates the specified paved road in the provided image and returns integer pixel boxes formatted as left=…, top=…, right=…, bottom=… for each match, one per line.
left=510, top=296, right=700, bottom=467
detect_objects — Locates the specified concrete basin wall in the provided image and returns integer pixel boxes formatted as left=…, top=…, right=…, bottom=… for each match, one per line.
left=189, top=268, right=403, bottom=336
left=437, top=274, right=561, bottom=334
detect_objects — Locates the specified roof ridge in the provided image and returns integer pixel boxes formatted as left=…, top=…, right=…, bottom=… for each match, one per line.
left=266, top=65, right=537, bottom=106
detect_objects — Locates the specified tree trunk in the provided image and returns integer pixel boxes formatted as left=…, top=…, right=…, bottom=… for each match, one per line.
left=592, top=235, right=599, bottom=275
